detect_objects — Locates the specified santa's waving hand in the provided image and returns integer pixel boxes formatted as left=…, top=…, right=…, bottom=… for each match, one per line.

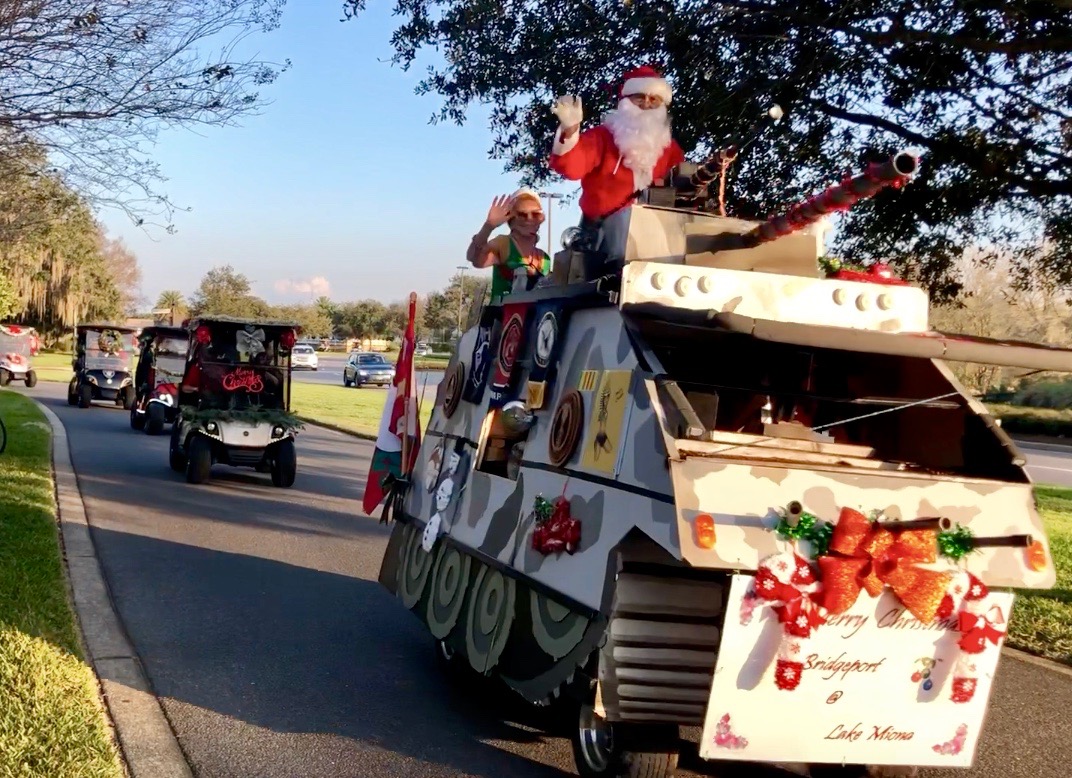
left=549, top=66, right=685, bottom=223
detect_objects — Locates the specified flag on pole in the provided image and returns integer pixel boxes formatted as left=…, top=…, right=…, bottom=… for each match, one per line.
left=362, top=292, right=422, bottom=515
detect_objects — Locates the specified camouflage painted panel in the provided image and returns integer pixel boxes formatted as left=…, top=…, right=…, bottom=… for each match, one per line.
left=671, top=459, right=1056, bottom=589
left=620, top=261, right=929, bottom=334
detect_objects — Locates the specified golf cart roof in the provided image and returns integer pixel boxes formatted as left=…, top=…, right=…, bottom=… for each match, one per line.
left=76, top=322, right=140, bottom=333
left=187, top=315, right=301, bottom=331
left=139, top=324, right=188, bottom=339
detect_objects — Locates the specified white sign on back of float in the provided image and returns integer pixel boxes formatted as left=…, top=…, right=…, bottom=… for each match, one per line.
left=699, top=575, right=1012, bottom=768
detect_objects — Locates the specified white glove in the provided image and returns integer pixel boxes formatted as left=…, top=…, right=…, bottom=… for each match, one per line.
left=552, top=94, right=583, bottom=128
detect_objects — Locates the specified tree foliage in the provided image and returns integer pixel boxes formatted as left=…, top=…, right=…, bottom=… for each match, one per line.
left=189, top=264, right=270, bottom=318
left=0, top=139, right=135, bottom=336
left=0, top=0, right=289, bottom=225
left=344, top=0, right=1072, bottom=299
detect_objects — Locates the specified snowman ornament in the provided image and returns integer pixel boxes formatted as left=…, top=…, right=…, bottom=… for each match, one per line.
left=421, top=451, right=463, bottom=552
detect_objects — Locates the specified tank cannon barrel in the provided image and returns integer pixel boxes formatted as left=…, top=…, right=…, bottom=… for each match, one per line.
left=712, top=151, right=919, bottom=251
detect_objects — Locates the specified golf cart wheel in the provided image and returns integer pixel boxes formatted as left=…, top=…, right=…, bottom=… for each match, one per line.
left=24, top=370, right=37, bottom=388
left=145, top=403, right=165, bottom=435
left=0, top=370, right=9, bottom=387
left=78, top=384, right=93, bottom=408
left=120, top=386, right=135, bottom=410
left=130, top=405, right=145, bottom=430
left=271, top=438, right=296, bottom=488
left=571, top=701, right=679, bottom=778
left=186, top=435, right=212, bottom=484
left=168, top=425, right=187, bottom=472
left=67, top=383, right=77, bottom=406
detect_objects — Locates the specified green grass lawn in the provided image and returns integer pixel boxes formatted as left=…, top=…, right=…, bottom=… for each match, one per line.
left=0, top=391, right=124, bottom=777
left=291, top=382, right=434, bottom=438
left=1006, top=485, right=1072, bottom=665
left=22, top=351, right=74, bottom=384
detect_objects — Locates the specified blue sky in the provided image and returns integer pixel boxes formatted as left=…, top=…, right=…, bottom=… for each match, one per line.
left=100, top=1, right=581, bottom=309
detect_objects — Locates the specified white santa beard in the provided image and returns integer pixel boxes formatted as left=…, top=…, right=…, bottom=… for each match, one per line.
left=602, top=99, right=673, bottom=191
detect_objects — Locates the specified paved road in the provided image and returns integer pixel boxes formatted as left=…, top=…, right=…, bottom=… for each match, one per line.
left=1018, top=441, right=1072, bottom=488
left=17, top=382, right=1072, bottom=777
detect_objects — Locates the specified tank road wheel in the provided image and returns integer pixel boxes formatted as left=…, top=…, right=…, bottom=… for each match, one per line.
left=78, top=384, right=93, bottom=408
left=426, top=546, right=472, bottom=640
left=271, top=438, right=297, bottom=488
left=186, top=435, right=212, bottom=484
left=398, top=524, right=435, bottom=609
left=465, top=565, right=516, bottom=674
left=169, top=425, right=187, bottom=473
left=130, top=404, right=145, bottom=430
left=145, top=403, right=165, bottom=435
left=433, top=638, right=476, bottom=685
left=24, top=370, right=37, bottom=388
left=572, top=703, right=679, bottom=778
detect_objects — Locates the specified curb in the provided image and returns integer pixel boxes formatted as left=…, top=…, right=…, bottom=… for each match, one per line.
left=35, top=400, right=194, bottom=778
left=1003, top=646, right=1072, bottom=678
left=294, top=415, right=377, bottom=442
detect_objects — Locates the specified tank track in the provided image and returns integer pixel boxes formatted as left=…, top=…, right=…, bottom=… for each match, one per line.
left=597, top=567, right=727, bottom=726
left=380, top=521, right=607, bottom=704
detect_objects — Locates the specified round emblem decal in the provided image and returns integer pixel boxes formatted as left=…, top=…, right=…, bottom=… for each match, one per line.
left=534, top=312, right=557, bottom=370
left=549, top=388, right=584, bottom=468
left=497, top=312, right=525, bottom=375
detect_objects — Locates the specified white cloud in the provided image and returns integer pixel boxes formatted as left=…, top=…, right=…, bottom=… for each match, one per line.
left=273, top=275, right=332, bottom=297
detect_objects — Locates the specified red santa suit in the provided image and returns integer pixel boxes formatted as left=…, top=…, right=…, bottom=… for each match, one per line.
left=548, top=66, right=685, bottom=221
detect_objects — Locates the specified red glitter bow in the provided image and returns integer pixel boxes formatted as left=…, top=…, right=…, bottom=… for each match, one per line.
left=818, top=508, right=952, bottom=624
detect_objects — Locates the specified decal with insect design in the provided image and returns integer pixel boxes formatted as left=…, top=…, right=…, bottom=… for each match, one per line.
left=580, top=369, right=632, bottom=474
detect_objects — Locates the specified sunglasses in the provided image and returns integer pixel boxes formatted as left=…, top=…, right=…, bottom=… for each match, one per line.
left=514, top=210, right=544, bottom=220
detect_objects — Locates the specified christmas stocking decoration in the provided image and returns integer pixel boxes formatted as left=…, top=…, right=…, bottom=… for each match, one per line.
left=752, top=551, right=826, bottom=691
left=939, top=571, right=1004, bottom=703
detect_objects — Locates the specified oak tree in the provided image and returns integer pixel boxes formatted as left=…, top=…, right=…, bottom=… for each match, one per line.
left=344, top=0, right=1072, bottom=298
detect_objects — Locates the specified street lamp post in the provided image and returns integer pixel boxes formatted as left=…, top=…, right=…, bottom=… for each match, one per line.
left=539, top=192, right=564, bottom=251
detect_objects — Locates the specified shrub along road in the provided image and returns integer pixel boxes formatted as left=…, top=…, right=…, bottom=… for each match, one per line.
left=8, top=381, right=1072, bottom=777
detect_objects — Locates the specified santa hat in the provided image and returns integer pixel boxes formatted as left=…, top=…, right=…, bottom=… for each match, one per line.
left=620, top=65, right=672, bottom=104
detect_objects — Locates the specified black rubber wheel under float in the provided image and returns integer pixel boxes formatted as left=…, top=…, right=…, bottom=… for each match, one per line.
left=570, top=701, right=679, bottom=778
left=24, top=370, right=36, bottom=387
left=130, top=404, right=145, bottom=430
left=78, top=384, right=93, bottom=408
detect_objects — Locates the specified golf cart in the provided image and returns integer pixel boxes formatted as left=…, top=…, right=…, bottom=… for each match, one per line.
left=68, top=324, right=138, bottom=408
left=130, top=324, right=189, bottom=434
left=0, top=323, right=40, bottom=387
left=170, top=316, right=302, bottom=487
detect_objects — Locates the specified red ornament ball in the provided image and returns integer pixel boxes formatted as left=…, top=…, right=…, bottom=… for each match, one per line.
left=194, top=325, right=211, bottom=345
left=280, top=329, right=296, bottom=349
left=911, top=672, right=922, bottom=683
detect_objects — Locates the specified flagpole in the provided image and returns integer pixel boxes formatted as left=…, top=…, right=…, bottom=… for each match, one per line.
left=401, top=291, right=417, bottom=477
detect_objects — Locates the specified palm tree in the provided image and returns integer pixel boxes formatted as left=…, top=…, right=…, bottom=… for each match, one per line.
left=154, top=290, right=186, bottom=325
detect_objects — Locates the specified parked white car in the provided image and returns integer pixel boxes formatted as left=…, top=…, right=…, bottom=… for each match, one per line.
left=291, top=344, right=318, bottom=370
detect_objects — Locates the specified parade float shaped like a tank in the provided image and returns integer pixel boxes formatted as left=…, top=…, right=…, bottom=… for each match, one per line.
left=377, top=147, right=1066, bottom=778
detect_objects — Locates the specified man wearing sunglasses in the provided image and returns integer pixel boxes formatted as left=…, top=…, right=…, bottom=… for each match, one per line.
left=467, top=187, right=551, bottom=299
left=549, top=65, right=684, bottom=224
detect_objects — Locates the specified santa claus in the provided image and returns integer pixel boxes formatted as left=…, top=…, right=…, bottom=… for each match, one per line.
left=548, top=65, right=685, bottom=223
